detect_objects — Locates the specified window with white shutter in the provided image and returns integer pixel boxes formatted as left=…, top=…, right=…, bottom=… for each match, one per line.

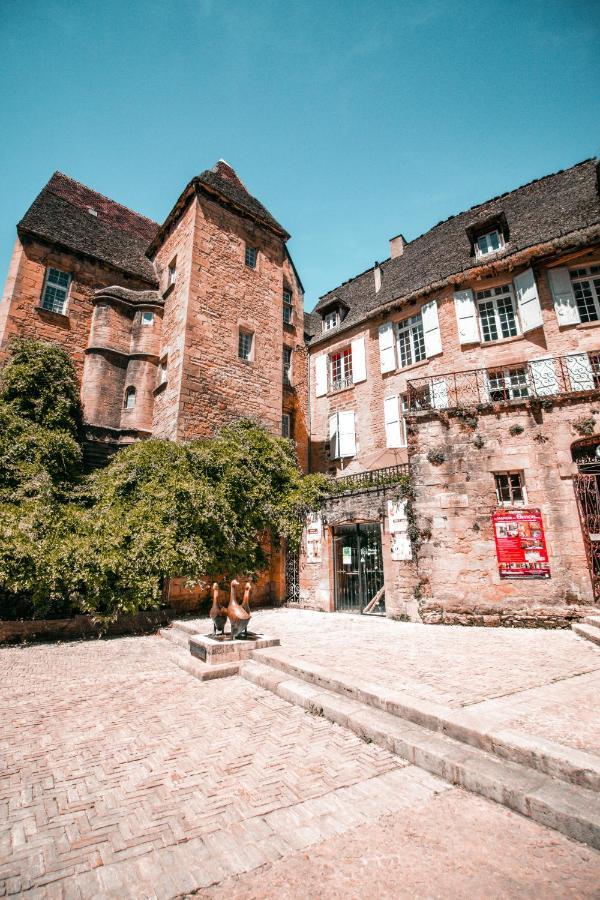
left=378, top=321, right=396, bottom=373
left=421, top=300, right=442, bottom=358
left=384, top=395, right=407, bottom=448
left=513, top=268, right=543, bottom=333
left=329, top=411, right=356, bottom=458
left=315, top=354, right=328, bottom=397
left=547, top=267, right=580, bottom=326
left=351, top=337, right=367, bottom=383
left=453, top=289, right=480, bottom=344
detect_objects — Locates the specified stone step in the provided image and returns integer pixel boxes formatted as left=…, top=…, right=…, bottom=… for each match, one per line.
left=239, top=659, right=600, bottom=849
left=250, top=647, right=600, bottom=793
left=573, top=623, right=600, bottom=647
left=582, top=615, right=600, bottom=629
left=168, top=619, right=203, bottom=636
left=158, top=626, right=191, bottom=649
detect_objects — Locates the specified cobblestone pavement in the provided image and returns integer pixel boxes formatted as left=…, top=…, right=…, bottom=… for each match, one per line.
left=2, top=616, right=600, bottom=897
left=195, top=789, right=600, bottom=900
left=200, top=608, right=600, bottom=754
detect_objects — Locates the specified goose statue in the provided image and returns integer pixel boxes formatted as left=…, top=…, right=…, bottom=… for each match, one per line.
left=227, top=579, right=251, bottom=640
left=209, top=582, right=228, bottom=635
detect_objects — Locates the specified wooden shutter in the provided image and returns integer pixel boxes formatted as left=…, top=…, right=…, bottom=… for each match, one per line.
left=529, top=357, right=559, bottom=396
left=453, top=289, right=479, bottom=345
left=384, top=396, right=403, bottom=448
left=338, top=410, right=356, bottom=457
left=329, top=413, right=339, bottom=458
left=547, top=267, right=580, bottom=326
left=430, top=377, right=448, bottom=409
left=421, top=300, right=442, bottom=358
left=565, top=353, right=594, bottom=391
left=351, top=336, right=367, bottom=383
left=315, top=354, right=328, bottom=397
left=513, top=268, right=543, bottom=332
left=378, top=321, right=396, bottom=373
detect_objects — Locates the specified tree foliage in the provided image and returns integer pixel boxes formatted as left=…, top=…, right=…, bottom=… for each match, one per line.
left=0, top=340, right=328, bottom=622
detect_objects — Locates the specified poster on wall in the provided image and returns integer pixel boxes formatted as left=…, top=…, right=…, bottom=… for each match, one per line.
left=306, top=513, right=322, bottom=564
left=492, top=508, right=550, bottom=579
left=387, top=499, right=412, bottom=561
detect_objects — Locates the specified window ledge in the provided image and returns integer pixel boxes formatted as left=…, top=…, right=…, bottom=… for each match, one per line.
left=575, top=320, right=600, bottom=330
left=35, top=306, right=69, bottom=323
left=162, top=282, right=175, bottom=299
left=394, top=357, right=430, bottom=376
left=283, top=322, right=296, bottom=334
left=153, top=381, right=168, bottom=396
left=328, top=382, right=354, bottom=396
left=480, top=332, right=526, bottom=348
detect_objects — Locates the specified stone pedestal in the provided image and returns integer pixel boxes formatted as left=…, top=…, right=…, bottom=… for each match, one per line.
left=189, top=632, right=280, bottom=668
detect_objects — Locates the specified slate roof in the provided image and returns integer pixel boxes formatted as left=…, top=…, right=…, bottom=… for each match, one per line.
left=303, top=310, right=321, bottom=340
left=147, top=160, right=289, bottom=256
left=312, top=159, right=600, bottom=344
left=17, top=172, right=159, bottom=284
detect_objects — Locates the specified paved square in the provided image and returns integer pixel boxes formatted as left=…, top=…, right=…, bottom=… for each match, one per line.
left=1, top=611, right=600, bottom=897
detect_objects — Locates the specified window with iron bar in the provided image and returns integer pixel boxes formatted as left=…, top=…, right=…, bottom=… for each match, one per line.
left=487, top=366, right=529, bottom=401
left=329, top=347, right=353, bottom=390
left=245, top=246, right=257, bottom=268
left=494, top=471, right=526, bottom=506
left=239, top=330, right=253, bottom=361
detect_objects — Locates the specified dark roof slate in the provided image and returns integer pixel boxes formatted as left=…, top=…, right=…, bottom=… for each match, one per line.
left=303, top=310, right=321, bottom=340
left=17, top=172, right=159, bottom=284
left=197, top=161, right=289, bottom=238
left=313, top=159, right=600, bottom=342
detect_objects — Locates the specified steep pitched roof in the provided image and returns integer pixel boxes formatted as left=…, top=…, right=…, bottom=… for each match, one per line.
left=17, top=172, right=159, bottom=284
left=147, top=160, right=289, bottom=256
left=303, top=310, right=321, bottom=341
left=312, top=159, right=600, bottom=344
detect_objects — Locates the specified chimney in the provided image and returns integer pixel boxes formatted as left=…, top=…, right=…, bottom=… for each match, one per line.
left=390, top=234, right=406, bottom=259
left=374, top=262, right=382, bottom=293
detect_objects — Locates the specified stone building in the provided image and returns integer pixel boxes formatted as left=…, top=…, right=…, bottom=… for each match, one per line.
left=301, top=159, right=600, bottom=626
left=0, top=161, right=307, bottom=604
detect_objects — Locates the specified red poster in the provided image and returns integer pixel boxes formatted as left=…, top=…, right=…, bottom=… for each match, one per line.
left=492, top=508, right=550, bottom=579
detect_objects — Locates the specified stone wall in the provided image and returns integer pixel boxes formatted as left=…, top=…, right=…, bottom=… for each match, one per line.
left=410, top=395, right=600, bottom=626
left=299, top=486, right=419, bottom=619
left=0, top=609, right=173, bottom=645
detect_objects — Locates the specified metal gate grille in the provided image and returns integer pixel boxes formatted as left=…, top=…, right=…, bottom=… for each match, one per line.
left=333, top=523, right=385, bottom=615
left=573, top=473, right=600, bottom=602
left=284, top=544, right=300, bottom=604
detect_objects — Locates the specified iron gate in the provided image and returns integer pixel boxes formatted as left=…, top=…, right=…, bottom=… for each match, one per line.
left=284, top=544, right=300, bottom=604
left=573, top=472, right=600, bottom=602
left=333, top=523, right=385, bottom=614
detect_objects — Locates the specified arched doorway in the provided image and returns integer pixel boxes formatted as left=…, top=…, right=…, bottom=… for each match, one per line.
left=572, top=436, right=600, bottom=602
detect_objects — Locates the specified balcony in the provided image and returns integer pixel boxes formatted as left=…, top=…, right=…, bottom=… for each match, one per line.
left=406, top=351, right=600, bottom=413
left=329, top=374, right=354, bottom=393
left=327, top=464, right=410, bottom=495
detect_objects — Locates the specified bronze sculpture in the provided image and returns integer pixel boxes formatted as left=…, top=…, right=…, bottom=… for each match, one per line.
left=240, top=581, right=252, bottom=637
left=210, top=582, right=228, bottom=635
left=227, top=578, right=251, bottom=640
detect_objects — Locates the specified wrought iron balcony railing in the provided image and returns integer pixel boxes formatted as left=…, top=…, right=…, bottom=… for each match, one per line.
left=328, top=463, right=409, bottom=495
left=329, top=374, right=354, bottom=393
left=406, top=351, right=600, bottom=413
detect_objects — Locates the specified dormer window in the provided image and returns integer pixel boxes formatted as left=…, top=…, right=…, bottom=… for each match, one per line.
left=476, top=229, right=504, bottom=258
left=323, top=310, right=339, bottom=331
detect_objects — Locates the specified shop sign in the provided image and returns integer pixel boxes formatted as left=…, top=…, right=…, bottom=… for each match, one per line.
left=492, top=508, right=550, bottom=579
left=388, top=499, right=412, bottom=560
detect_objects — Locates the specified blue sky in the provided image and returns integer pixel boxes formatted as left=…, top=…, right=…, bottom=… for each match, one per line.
left=0, top=0, right=598, bottom=310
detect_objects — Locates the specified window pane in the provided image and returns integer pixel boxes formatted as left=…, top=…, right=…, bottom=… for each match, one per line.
left=489, top=231, right=500, bottom=251
left=497, top=295, right=518, bottom=338
left=479, top=300, right=498, bottom=342
left=573, top=279, right=599, bottom=323
left=397, top=328, right=413, bottom=367
left=245, top=246, right=257, bottom=268
left=478, top=235, right=489, bottom=254
left=238, top=331, right=252, bottom=359
left=507, top=367, right=529, bottom=398
left=495, top=474, right=511, bottom=503
left=509, top=473, right=524, bottom=502
left=412, top=319, right=426, bottom=362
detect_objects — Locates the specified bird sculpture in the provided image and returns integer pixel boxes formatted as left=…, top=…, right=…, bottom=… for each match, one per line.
left=227, top=578, right=251, bottom=640
left=209, top=582, right=228, bottom=636
left=240, top=581, right=253, bottom=637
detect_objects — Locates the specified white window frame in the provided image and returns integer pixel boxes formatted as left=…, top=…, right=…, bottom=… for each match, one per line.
left=570, top=266, right=600, bottom=323
left=476, top=284, right=520, bottom=343
left=494, top=471, right=527, bottom=507
left=283, top=346, right=292, bottom=384
left=329, top=346, right=353, bottom=391
left=283, top=289, right=293, bottom=325
left=396, top=312, right=426, bottom=369
left=475, top=229, right=504, bottom=259
left=486, top=366, right=530, bottom=401
left=323, top=310, right=339, bottom=332
left=245, top=246, right=257, bottom=269
left=281, top=412, right=291, bottom=439
left=239, top=330, right=254, bottom=361
left=329, top=410, right=356, bottom=459
left=41, top=267, right=71, bottom=314
left=384, top=395, right=408, bottom=448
